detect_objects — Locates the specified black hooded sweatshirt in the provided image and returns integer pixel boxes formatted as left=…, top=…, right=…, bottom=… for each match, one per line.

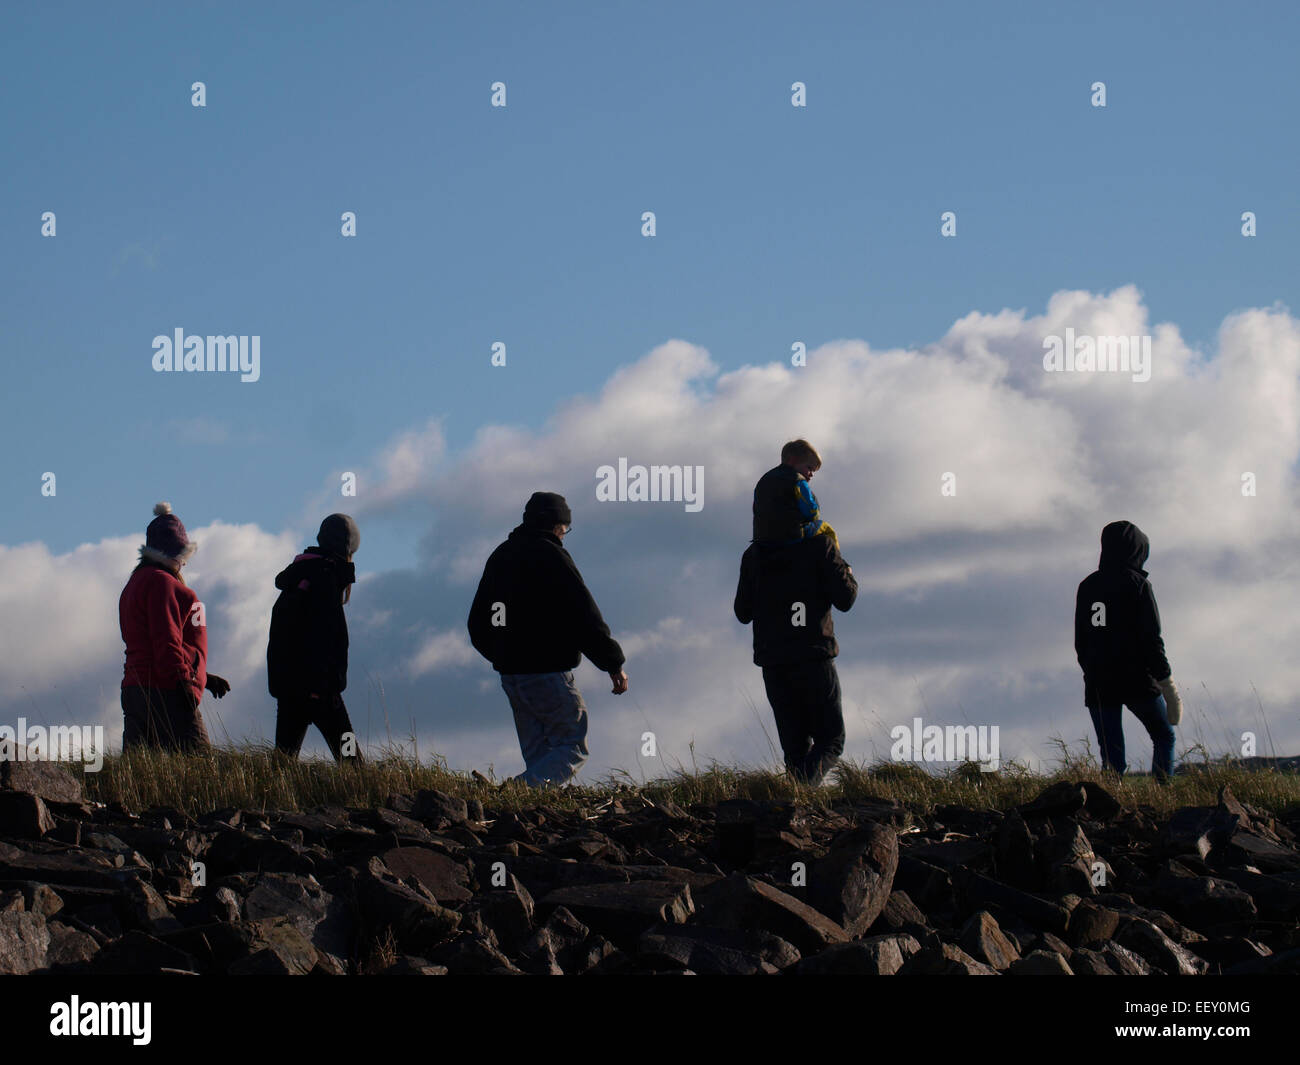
left=467, top=524, right=625, bottom=675
left=1073, top=521, right=1171, bottom=708
left=267, top=549, right=355, bottom=699
left=734, top=535, right=857, bottom=667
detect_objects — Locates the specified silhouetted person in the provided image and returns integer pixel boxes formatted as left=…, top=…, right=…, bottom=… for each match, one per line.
left=119, top=502, right=230, bottom=752
left=468, top=492, right=627, bottom=787
left=268, top=514, right=363, bottom=763
left=1074, top=520, right=1181, bottom=780
left=735, top=448, right=857, bottom=787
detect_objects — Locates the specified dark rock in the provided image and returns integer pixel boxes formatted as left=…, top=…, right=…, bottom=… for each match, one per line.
left=0, top=792, right=57, bottom=839
left=695, top=874, right=848, bottom=957
left=517, top=906, right=614, bottom=975
left=160, top=921, right=257, bottom=973
left=1099, top=941, right=1155, bottom=975
left=378, top=956, right=448, bottom=975
left=426, top=931, right=523, bottom=974
left=540, top=880, right=693, bottom=944
left=124, top=878, right=183, bottom=935
left=0, top=911, right=49, bottom=973
left=956, top=870, right=1071, bottom=935
left=244, top=872, right=351, bottom=964
left=1225, top=947, right=1300, bottom=975
left=1007, top=949, right=1073, bottom=975
left=869, top=889, right=929, bottom=933
left=1069, top=947, right=1117, bottom=974
left=807, top=822, right=898, bottom=936
left=1225, top=832, right=1300, bottom=873
left=23, top=883, right=64, bottom=918
left=792, top=933, right=919, bottom=975
left=1020, top=781, right=1086, bottom=820
left=43, top=920, right=100, bottom=969
left=958, top=910, right=1020, bottom=970
left=91, top=930, right=200, bottom=974
left=382, top=846, right=472, bottom=902
left=0, top=753, right=83, bottom=804
left=639, top=924, right=800, bottom=974
left=1068, top=899, right=1122, bottom=946
left=477, top=873, right=535, bottom=948
left=412, top=790, right=469, bottom=828
left=1114, top=916, right=1209, bottom=975
left=1080, top=781, right=1122, bottom=821
left=1193, top=937, right=1272, bottom=966
left=230, top=917, right=319, bottom=975
left=895, top=855, right=955, bottom=913
left=994, top=810, right=1038, bottom=890
left=354, top=861, right=461, bottom=950
left=898, top=942, right=997, bottom=975
left=905, top=837, right=994, bottom=872
left=1151, top=870, right=1257, bottom=926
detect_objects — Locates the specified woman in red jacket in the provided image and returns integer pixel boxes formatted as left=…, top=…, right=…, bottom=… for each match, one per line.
left=118, top=502, right=229, bottom=751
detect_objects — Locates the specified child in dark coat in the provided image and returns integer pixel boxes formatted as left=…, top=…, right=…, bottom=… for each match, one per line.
left=267, top=514, right=363, bottom=762
left=752, top=439, right=838, bottom=547
left=1074, top=520, right=1182, bottom=780
left=118, top=502, right=230, bottom=752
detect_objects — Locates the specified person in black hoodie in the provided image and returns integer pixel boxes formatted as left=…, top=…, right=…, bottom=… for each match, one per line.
left=468, top=492, right=627, bottom=787
left=1074, top=520, right=1181, bottom=780
left=268, top=514, right=363, bottom=763
left=734, top=506, right=858, bottom=786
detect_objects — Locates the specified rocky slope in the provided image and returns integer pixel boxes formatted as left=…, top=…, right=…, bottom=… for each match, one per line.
left=2, top=761, right=1298, bottom=975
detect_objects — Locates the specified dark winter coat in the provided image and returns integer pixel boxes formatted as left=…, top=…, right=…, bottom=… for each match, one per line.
left=1074, top=521, right=1172, bottom=708
left=467, top=524, right=625, bottom=675
left=267, top=550, right=354, bottom=699
left=734, top=535, right=857, bottom=667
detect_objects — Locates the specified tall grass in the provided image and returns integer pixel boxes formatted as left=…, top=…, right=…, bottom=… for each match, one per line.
left=79, top=738, right=1300, bottom=820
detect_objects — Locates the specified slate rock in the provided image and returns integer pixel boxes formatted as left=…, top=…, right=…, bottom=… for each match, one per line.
left=1020, top=782, right=1086, bottom=820
left=0, top=792, right=57, bottom=839
left=1114, top=916, right=1209, bottom=975
left=898, top=942, right=998, bottom=975
left=412, top=790, right=469, bottom=828
left=43, top=920, right=101, bottom=969
left=958, top=910, right=1020, bottom=970
left=540, top=880, right=693, bottom=944
left=807, top=822, right=898, bottom=936
left=244, top=872, right=351, bottom=964
left=0, top=752, right=84, bottom=804
left=0, top=911, right=49, bottom=973
left=382, top=846, right=472, bottom=902
left=1069, top=948, right=1117, bottom=975
left=230, top=916, right=319, bottom=975
left=91, top=930, right=200, bottom=974
left=1007, top=949, right=1073, bottom=975
left=792, top=933, right=919, bottom=975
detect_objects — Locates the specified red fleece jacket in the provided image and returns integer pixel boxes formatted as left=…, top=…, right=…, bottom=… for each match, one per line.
left=119, top=563, right=207, bottom=698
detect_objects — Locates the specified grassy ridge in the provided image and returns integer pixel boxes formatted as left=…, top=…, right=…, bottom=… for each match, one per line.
left=79, top=744, right=1300, bottom=819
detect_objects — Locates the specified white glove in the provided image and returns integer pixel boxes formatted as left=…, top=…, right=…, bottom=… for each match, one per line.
left=1158, top=676, right=1182, bottom=726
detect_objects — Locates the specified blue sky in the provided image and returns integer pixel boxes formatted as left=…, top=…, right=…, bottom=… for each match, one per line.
left=2, top=2, right=1298, bottom=771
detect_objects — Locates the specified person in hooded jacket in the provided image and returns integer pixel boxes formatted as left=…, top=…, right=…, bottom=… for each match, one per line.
left=268, top=514, right=363, bottom=762
left=119, top=502, right=231, bottom=752
left=1074, top=520, right=1182, bottom=780
left=735, top=480, right=857, bottom=787
left=468, top=492, right=628, bottom=788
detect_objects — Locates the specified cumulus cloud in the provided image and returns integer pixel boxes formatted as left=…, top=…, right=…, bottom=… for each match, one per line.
left=3, top=286, right=1297, bottom=775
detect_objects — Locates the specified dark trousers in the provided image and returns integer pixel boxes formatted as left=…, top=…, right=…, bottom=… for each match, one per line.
left=1089, top=694, right=1174, bottom=780
left=275, top=693, right=362, bottom=762
left=761, top=658, right=846, bottom=786
left=122, top=685, right=211, bottom=752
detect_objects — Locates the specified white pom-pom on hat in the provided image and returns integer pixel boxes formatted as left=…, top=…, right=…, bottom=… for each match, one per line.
left=154, top=501, right=173, bottom=516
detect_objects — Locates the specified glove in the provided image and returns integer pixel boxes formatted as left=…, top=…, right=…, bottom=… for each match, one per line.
left=205, top=673, right=231, bottom=699
left=1158, top=676, right=1182, bottom=726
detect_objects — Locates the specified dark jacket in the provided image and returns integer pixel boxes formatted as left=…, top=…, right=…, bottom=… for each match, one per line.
left=734, top=535, right=857, bottom=667
left=467, top=524, right=625, bottom=675
left=267, top=550, right=354, bottom=699
left=1074, top=521, right=1171, bottom=708
left=753, top=463, right=819, bottom=543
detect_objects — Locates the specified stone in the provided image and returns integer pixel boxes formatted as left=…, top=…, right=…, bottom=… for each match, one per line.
left=639, top=924, right=801, bottom=974
left=1068, top=900, right=1122, bottom=946
left=412, top=790, right=469, bottom=827
left=0, top=911, right=49, bottom=973
left=541, top=880, right=694, bottom=944
left=0, top=752, right=84, bottom=804
left=956, top=870, right=1071, bottom=935
left=382, top=846, right=472, bottom=902
left=427, top=932, right=523, bottom=974
left=24, top=883, right=64, bottom=919
left=958, top=910, right=1020, bottom=970
left=1099, top=941, right=1155, bottom=975
left=792, top=934, right=919, bottom=975
left=1114, top=916, right=1209, bottom=975
left=1080, top=780, right=1122, bottom=821
left=355, top=864, right=461, bottom=949
left=125, top=878, right=183, bottom=935
left=230, top=917, right=319, bottom=975
left=477, top=873, right=535, bottom=948
left=694, top=874, right=848, bottom=957
left=1007, top=949, right=1073, bottom=975
left=0, top=791, right=57, bottom=839
left=44, top=920, right=100, bottom=969
left=1152, top=871, right=1257, bottom=926
left=91, top=930, right=200, bottom=974
left=898, top=942, right=998, bottom=975
left=1020, top=781, right=1086, bottom=820
left=244, top=872, right=351, bottom=964
left=1069, top=948, right=1117, bottom=975
left=807, top=822, right=898, bottom=935
left=993, top=810, right=1038, bottom=890
left=869, top=889, right=929, bottom=932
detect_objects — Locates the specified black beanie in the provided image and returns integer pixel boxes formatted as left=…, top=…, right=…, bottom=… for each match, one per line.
left=317, top=514, right=361, bottom=558
left=523, top=492, right=572, bottom=529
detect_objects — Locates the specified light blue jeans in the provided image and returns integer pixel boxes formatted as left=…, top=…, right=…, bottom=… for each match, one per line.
left=500, top=671, right=589, bottom=787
